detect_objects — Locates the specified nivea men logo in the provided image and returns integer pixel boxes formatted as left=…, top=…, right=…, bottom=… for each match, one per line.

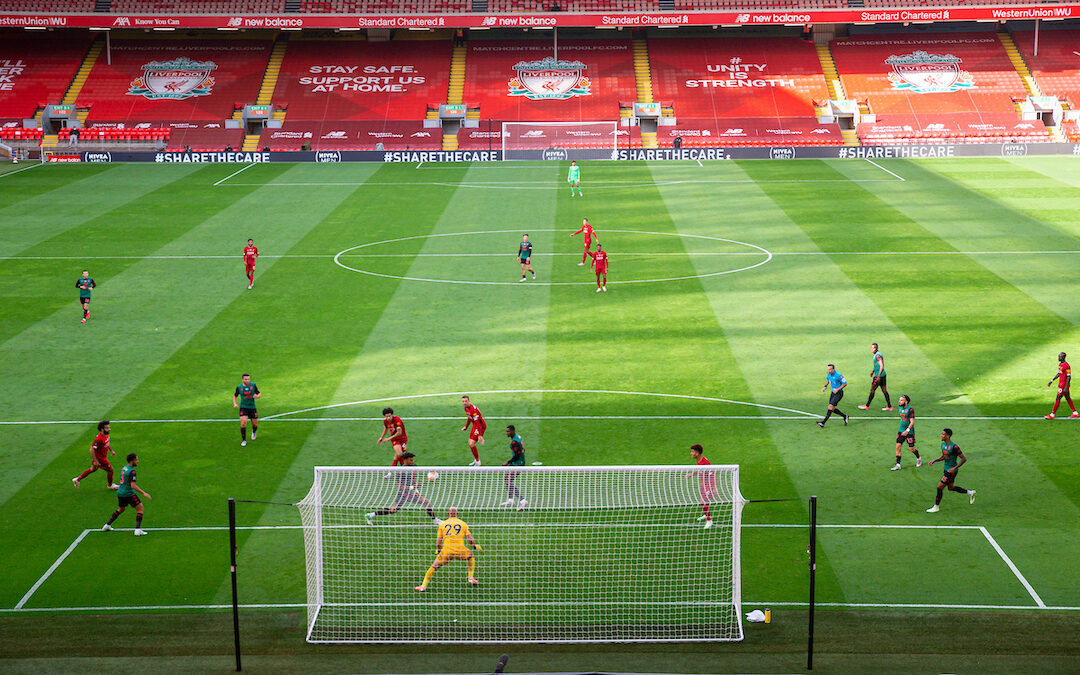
left=315, top=151, right=342, bottom=163
left=1000, top=142, right=1028, bottom=157
left=769, top=147, right=796, bottom=160
left=543, top=148, right=569, bottom=161
left=83, top=152, right=112, bottom=163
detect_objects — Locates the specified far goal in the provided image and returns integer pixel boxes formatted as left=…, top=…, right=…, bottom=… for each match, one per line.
left=501, top=121, right=619, bottom=161
left=296, top=464, right=747, bottom=643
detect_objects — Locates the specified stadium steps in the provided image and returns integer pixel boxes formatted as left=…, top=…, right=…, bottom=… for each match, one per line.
left=640, top=130, right=657, bottom=150
left=815, top=43, right=846, bottom=101
left=41, top=133, right=59, bottom=150
left=242, top=134, right=261, bottom=152
left=841, top=129, right=860, bottom=146
left=442, top=45, right=467, bottom=151
left=426, top=103, right=439, bottom=121
left=442, top=131, right=458, bottom=150
left=632, top=39, right=654, bottom=104
left=93, top=0, right=111, bottom=11
left=466, top=105, right=481, bottom=120
left=997, top=33, right=1042, bottom=97
left=61, top=36, right=104, bottom=107
left=255, top=36, right=289, bottom=109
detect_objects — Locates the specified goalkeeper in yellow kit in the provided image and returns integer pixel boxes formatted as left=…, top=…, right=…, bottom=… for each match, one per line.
left=415, top=506, right=481, bottom=591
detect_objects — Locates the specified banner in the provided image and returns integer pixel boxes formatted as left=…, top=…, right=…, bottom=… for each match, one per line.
left=1, top=5, right=1076, bottom=29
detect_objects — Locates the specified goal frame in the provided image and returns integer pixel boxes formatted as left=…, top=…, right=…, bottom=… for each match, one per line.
left=500, top=120, right=620, bottom=161
left=298, top=464, right=747, bottom=644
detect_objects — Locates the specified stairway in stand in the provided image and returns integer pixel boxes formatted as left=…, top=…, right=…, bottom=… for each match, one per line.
left=443, top=44, right=467, bottom=151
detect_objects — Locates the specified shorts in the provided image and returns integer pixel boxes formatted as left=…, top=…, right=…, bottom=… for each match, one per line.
left=874, top=373, right=887, bottom=389
left=394, top=488, right=423, bottom=507
left=245, top=263, right=256, bottom=271
left=93, top=456, right=113, bottom=471
left=595, top=267, right=608, bottom=275
left=1058, top=385, right=1071, bottom=396
left=896, top=432, right=915, bottom=447
left=941, top=469, right=957, bottom=485
left=79, top=296, right=91, bottom=303
left=828, top=390, right=844, bottom=407
left=391, top=439, right=407, bottom=450
left=519, top=257, right=531, bottom=264
left=469, top=427, right=484, bottom=442
left=239, top=408, right=257, bottom=419
left=117, top=493, right=141, bottom=508
left=700, top=487, right=718, bottom=503
left=435, top=549, right=472, bottom=566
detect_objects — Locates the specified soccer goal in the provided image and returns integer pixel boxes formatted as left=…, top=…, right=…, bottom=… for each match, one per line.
left=296, top=465, right=747, bottom=643
left=501, top=121, right=620, bottom=161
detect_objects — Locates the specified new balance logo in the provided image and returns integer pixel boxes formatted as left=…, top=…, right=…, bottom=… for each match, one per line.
left=481, top=16, right=498, bottom=26
left=735, top=14, right=750, bottom=22
left=522, top=130, right=545, bottom=138
left=227, top=17, right=244, bottom=27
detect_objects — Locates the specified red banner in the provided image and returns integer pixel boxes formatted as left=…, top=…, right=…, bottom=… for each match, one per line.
left=0, top=5, right=1077, bottom=30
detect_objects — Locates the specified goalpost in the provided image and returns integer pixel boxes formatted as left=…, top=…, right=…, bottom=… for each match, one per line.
left=501, top=121, right=620, bottom=161
left=296, top=465, right=747, bottom=643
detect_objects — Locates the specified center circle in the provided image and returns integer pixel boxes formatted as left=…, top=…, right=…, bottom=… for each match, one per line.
left=333, top=229, right=772, bottom=286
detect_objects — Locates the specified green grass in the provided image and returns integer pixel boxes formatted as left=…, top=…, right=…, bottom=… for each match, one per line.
left=1, top=157, right=1079, bottom=673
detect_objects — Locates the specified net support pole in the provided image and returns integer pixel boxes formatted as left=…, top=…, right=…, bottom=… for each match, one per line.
left=229, top=497, right=242, bottom=672
left=807, top=494, right=817, bottom=671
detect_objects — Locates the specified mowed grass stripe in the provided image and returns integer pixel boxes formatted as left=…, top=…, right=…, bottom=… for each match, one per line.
left=0, top=163, right=116, bottom=210
left=742, top=159, right=1080, bottom=606
left=0, top=164, right=289, bottom=345
left=0, top=164, right=376, bottom=609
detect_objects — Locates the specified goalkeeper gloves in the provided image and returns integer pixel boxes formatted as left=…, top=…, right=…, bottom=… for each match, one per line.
left=474, top=544, right=482, bottom=553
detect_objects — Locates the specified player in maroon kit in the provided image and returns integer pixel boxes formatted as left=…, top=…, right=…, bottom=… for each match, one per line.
left=377, top=407, right=408, bottom=470
left=243, top=238, right=259, bottom=290
left=687, top=444, right=718, bottom=529
left=588, top=243, right=609, bottom=292
left=571, top=218, right=599, bottom=266
left=1045, top=351, right=1078, bottom=419
left=72, top=420, right=119, bottom=490
left=461, top=395, right=486, bottom=466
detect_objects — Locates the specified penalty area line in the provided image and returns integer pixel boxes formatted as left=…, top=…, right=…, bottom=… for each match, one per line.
left=865, top=158, right=905, bottom=182
left=15, top=529, right=91, bottom=610
left=213, top=162, right=257, bottom=186
left=979, top=526, right=1046, bottom=608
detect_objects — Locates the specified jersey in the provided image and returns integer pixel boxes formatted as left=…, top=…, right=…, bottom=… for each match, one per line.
left=384, top=415, right=407, bottom=444
left=117, top=464, right=137, bottom=497
left=518, top=241, right=533, bottom=261
left=76, top=277, right=95, bottom=298
left=235, top=383, right=259, bottom=409
left=464, top=404, right=486, bottom=434
left=92, top=432, right=110, bottom=460
left=589, top=249, right=609, bottom=272
left=826, top=371, right=847, bottom=391
left=567, top=165, right=581, bottom=183
left=898, top=405, right=914, bottom=434
left=1058, top=361, right=1072, bottom=389
left=438, top=517, right=471, bottom=552
left=696, top=456, right=718, bottom=494
left=941, top=441, right=961, bottom=471
left=507, top=433, right=525, bottom=466
left=243, top=245, right=259, bottom=266
left=573, top=223, right=595, bottom=244
left=873, top=351, right=886, bottom=378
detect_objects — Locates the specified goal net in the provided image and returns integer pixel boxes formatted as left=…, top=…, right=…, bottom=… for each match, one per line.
left=296, top=465, right=746, bottom=643
left=501, top=121, right=619, bottom=160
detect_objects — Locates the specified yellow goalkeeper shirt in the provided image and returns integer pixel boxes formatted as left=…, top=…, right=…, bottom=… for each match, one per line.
left=438, top=517, right=470, bottom=552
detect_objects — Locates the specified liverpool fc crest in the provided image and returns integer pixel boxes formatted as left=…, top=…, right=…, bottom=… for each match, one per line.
left=885, top=51, right=974, bottom=94
left=128, top=57, right=217, bottom=100
left=508, top=57, right=591, bottom=100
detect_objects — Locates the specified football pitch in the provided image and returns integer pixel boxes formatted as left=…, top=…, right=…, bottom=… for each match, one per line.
left=1, top=157, right=1079, bottom=673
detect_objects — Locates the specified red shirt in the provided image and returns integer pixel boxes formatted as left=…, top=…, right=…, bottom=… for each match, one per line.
left=243, top=245, right=259, bottom=266
left=384, top=415, right=407, bottom=444
left=92, top=432, right=110, bottom=460
left=1059, top=361, right=1072, bottom=388
left=464, top=404, right=486, bottom=433
left=573, top=224, right=595, bottom=244
left=589, top=249, right=609, bottom=272
left=697, top=456, right=718, bottom=493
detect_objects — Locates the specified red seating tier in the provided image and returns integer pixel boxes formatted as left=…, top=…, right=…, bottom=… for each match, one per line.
left=274, top=39, right=451, bottom=121
left=1011, top=29, right=1080, bottom=103
left=858, top=112, right=1050, bottom=143
left=463, top=39, right=635, bottom=123
left=0, top=127, right=44, bottom=140
left=831, top=32, right=1027, bottom=117
left=77, top=38, right=272, bottom=122
left=111, top=0, right=285, bottom=12
left=259, top=121, right=440, bottom=150
left=60, top=126, right=169, bottom=140
left=657, top=117, right=841, bottom=146
left=0, top=34, right=94, bottom=119
left=649, top=37, right=828, bottom=119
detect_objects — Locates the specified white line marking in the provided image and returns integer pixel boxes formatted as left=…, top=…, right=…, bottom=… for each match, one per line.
left=979, top=526, right=1046, bottom=608
left=0, top=162, right=44, bottom=179
left=15, top=529, right=91, bottom=610
left=696, top=158, right=703, bottom=168
left=93, top=523, right=982, bottom=532
left=213, top=162, right=256, bottom=187
left=865, top=158, right=905, bottom=182
left=416, top=162, right=423, bottom=169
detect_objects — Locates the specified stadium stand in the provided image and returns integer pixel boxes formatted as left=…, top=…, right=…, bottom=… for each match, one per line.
left=76, top=38, right=272, bottom=122
left=298, top=0, right=467, bottom=11
left=0, top=33, right=95, bottom=120
left=110, top=0, right=285, bottom=12
left=0, top=127, right=44, bottom=141
left=831, top=32, right=1032, bottom=143
left=656, top=116, right=842, bottom=146
left=258, top=120, right=440, bottom=150
left=0, top=0, right=95, bottom=11
left=463, top=39, right=635, bottom=123
left=1011, top=28, right=1080, bottom=104
left=857, top=112, right=1049, bottom=143
left=274, top=39, right=451, bottom=121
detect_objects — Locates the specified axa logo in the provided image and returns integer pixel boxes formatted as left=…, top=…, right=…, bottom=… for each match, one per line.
left=112, top=16, right=131, bottom=26
left=481, top=16, right=498, bottom=26
left=321, top=131, right=347, bottom=139
left=411, top=131, right=431, bottom=138
left=522, top=130, right=545, bottom=138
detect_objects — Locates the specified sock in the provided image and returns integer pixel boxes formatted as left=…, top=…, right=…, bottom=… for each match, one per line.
left=83, top=308, right=88, bottom=318
left=883, top=391, right=892, bottom=407
left=950, top=484, right=967, bottom=493
left=823, top=409, right=833, bottom=421
left=77, top=467, right=95, bottom=481
left=1068, top=397, right=1077, bottom=413
left=374, top=508, right=392, bottom=516
left=467, top=557, right=476, bottom=578
left=106, top=467, right=114, bottom=485
left=582, top=251, right=587, bottom=263
left=135, top=513, right=143, bottom=529
left=391, top=456, right=400, bottom=467
left=426, top=507, right=437, bottom=520
left=252, top=423, right=258, bottom=435
left=597, top=278, right=603, bottom=289
left=912, top=449, right=920, bottom=458
left=1052, top=399, right=1061, bottom=414
left=509, top=485, right=522, bottom=501
left=422, top=566, right=435, bottom=587
left=835, top=408, right=845, bottom=417
left=107, top=510, right=120, bottom=525
left=894, top=454, right=901, bottom=465
left=241, top=427, right=246, bottom=441
left=702, top=504, right=711, bottom=519
left=935, top=488, right=943, bottom=505
left=470, top=446, right=479, bottom=461
left=865, top=392, right=875, bottom=406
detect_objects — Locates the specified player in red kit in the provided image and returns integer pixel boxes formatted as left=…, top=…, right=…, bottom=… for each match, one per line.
left=72, top=420, right=119, bottom=490
left=461, top=395, right=486, bottom=466
left=570, top=218, right=599, bottom=266
left=243, top=238, right=259, bottom=290
left=377, top=407, right=408, bottom=472
left=1045, top=351, right=1078, bottom=419
left=687, top=444, right=718, bottom=529
left=588, top=243, right=609, bottom=292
